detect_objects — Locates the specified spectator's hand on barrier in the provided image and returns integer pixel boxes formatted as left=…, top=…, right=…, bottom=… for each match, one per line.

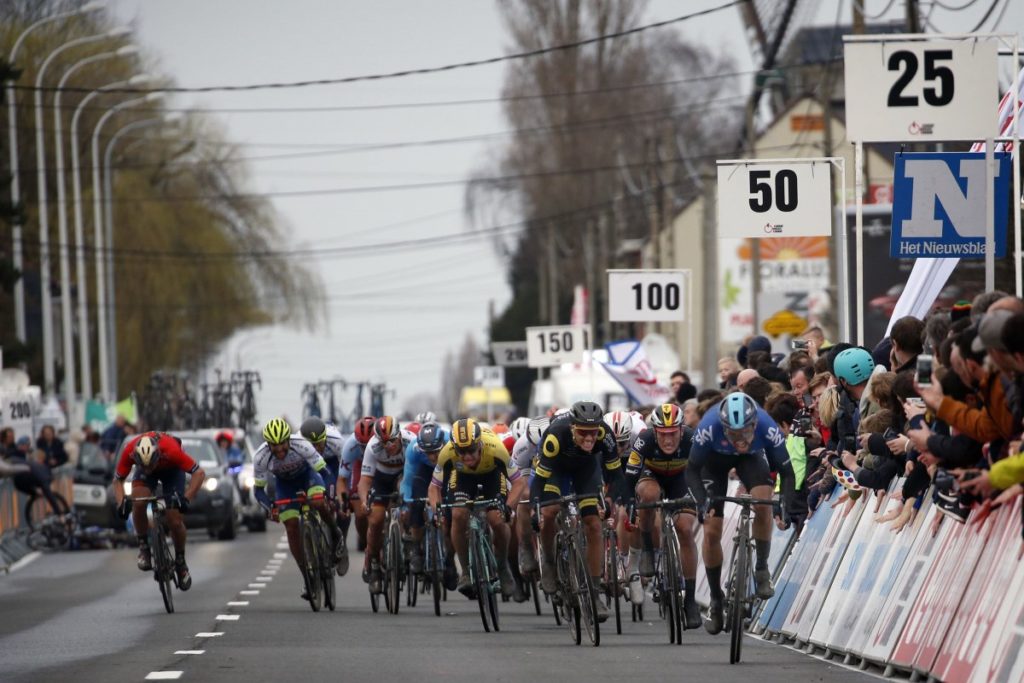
left=774, top=515, right=788, bottom=531
left=907, top=425, right=932, bottom=453
left=832, top=490, right=850, bottom=508
left=916, top=451, right=940, bottom=468
left=902, top=399, right=927, bottom=421
left=958, top=469, right=994, bottom=497
left=905, top=460, right=914, bottom=476
left=117, top=497, right=132, bottom=520
left=841, top=450, right=858, bottom=470
left=993, top=484, right=1023, bottom=508
left=887, top=435, right=910, bottom=456
left=914, top=374, right=944, bottom=411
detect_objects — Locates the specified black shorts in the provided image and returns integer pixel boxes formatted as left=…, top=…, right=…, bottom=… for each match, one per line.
left=636, top=469, right=697, bottom=514
left=368, top=472, right=401, bottom=506
left=448, top=468, right=507, bottom=508
left=538, top=457, right=604, bottom=518
left=701, top=451, right=773, bottom=517
left=132, top=467, right=187, bottom=503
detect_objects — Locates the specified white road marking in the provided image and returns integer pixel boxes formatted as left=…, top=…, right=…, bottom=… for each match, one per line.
left=248, top=583, right=266, bottom=588
left=227, top=601, right=249, bottom=606
left=273, top=552, right=288, bottom=558
left=145, top=673, right=182, bottom=680
left=194, top=632, right=224, bottom=637
left=216, top=614, right=240, bottom=621
left=240, top=590, right=259, bottom=595
left=257, top=576, right=274, bottom=581
left=275, top=544, right=288, bottom=550
left=174, top=650, right=205, bottom=655
left=8, top=551, right=41, bottom=573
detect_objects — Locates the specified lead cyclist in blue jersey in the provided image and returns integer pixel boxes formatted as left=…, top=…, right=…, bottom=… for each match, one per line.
left=685, top=392, right=795, bottom=635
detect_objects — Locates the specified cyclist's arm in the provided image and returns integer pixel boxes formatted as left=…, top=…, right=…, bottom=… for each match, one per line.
left=427, top=447, right=452, bottom=509
left=529, top=432, right=560, bottom=501
left=599, top=443, right=627, bottom=502
left=252, top=447, right=272, bottom=511
left=685, top=438, right=711, bottom=510
left=400, top=443, right=421, bottom=502
left=184, top=465, right=206, bottom=502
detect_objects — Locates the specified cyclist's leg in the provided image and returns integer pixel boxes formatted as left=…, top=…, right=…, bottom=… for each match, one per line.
left=663, top=471, right=700, bottom=624
left=129, top=478, right=155, bottom=570
left=483, top=471, right=511, bottom=565
left=635, top=474, right=660, bottom=577
left=573, top=461, right=608, bottom=621
left=700, top=459, right=731, bottom=599
left=274, top=475, right=305, bottom=572
left=736, top=454, right=776, bottom=597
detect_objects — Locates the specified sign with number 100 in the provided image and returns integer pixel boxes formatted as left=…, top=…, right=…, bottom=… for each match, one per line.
left=525, top=325, right=591, bottom=368
left=717, top=160, right=833, bottom=239
left=843, top=38, right=997, bottom=142
left=608, top=270, right=687, bottom=321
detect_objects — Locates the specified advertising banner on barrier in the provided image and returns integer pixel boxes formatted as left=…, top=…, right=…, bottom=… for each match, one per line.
left=695, top=480, right=740, bottom=607
left=784, top=495, right=865, bottom=641
left=847, top=495, right=933, bottom=659
left=759, top=492, right=838, bottom=632
left=935, top=500, right=1022, bottom=683
left=811, top=490, right=893, bottom=649
left=968, top=513, right=1024, bottom=683
left=890, top=511, right=986, bottom=675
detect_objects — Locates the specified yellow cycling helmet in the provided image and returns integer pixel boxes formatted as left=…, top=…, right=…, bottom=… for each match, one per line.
left=451, top=418, right=482, bottom=453
left=263, top=417, right=292, bottom=445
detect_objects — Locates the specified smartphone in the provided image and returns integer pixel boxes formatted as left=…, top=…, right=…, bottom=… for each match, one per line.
left=882, top=427, right=899, bottom=441
left=799, top=415, right=813, bottom=433
left=791, top=339, right=809, bottom=350
left=916, top=354, right=934, bottom=388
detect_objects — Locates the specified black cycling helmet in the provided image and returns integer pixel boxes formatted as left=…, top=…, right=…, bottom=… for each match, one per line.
left=417, top=422, right=447, bottom=452
left=570, top=400, right=604, bottom=427
left=300, top=416, right=327, bottom=443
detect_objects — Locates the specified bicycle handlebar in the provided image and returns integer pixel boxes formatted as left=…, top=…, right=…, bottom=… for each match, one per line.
left=711, top=495, right=776, bottom=507
left=634, top=497, right=694, bottom=510
left=537, top=493, right=594, bottom=509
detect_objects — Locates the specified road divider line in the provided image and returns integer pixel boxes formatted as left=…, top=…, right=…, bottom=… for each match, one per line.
left=240, top=590, right=259, bottom=595
left=227, top=601, right=249, bottom=606
left=174, top=650, right=205, bottom=655
left=248, top=583, right=266, bottom=588
left=215, top=614, right=240, bottom=621
left=273, top=551, right=288, bottom=557
left=194, top=632, right=223, bottom=637
left=145, top=673, right=182, bottom=680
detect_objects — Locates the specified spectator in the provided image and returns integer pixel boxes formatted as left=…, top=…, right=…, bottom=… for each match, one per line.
left=790, top=366, right=813, bottom=405
left=736, top=368, right=759, bottom=390
left=950, top=300, right=972, bottom=323
left=216, top=430, right=244, bottom=467
left=742, top=375, right=772, bottom=407
left=889, top=316, right=925, bottom=374
left=681, top=399, right=700, bottom=429
left=669, top=371, right=688, bottom=396
left=670, top=371, right=697, bottom=404
left=717, top=357, right=740, bottom=389
left=100, top=415, right=127, bottom=454
left=36, top=425, right=68, bottom=471
left=970, top=290, right=1009, bottom=323
left=7, top=435, right=63, bottom=515
left=766, top=393, right=821, bottom=532
left=798, top=325, right=828, bottom=361
left=1, top=427, right=17, bottom=459
left=923, top=311, right=951, bottom=354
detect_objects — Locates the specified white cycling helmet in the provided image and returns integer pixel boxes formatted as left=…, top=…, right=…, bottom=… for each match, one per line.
left=509, top=416, right=530, bottom=441
left=414, top=411, right=437, bottom=424
left=526, top=417, right=550, bottom=446
left=605, top=411, right=633, bottom=444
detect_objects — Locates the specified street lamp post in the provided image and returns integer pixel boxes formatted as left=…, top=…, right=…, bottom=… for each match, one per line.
left=5, top=1, right=106, bottom=344
left=91, top=91, right=163, bottom=402
left=69, top=73, right=151, bottom=402
left=103, top=114, right=179, bottom=399
left=33, top=26, right=130, bottom=397
left=52, top=44, right=137, bottom=417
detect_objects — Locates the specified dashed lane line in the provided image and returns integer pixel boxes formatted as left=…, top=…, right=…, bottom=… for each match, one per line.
left=215, top=614, right=240, bottom=621
left=173, top=650, right=205, bottom=655
left=240, top=590, right=259, bottom=595
left=248, top=583, right=266, bottom=588
left=227, top=601, right=250, bottom=606
left=145, top=673, right=182, bottom=680
left=194, top=632, right=224, bottom=638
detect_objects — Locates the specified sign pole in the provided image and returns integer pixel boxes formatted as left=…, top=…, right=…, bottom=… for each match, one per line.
left=854, top=141, right=865, bottom=346
left=686, top=270, right=694, bottom=373
left=1013, top=41, right=1021, bottom=297
left=986, top=137, right=995, bottom=291
left=836, top=158, right=850, bottom=344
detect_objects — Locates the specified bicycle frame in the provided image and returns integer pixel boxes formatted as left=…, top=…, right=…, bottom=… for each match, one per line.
left=132, top=496, right=178, bottom=613
left=275, top=492, right=334, bottom=612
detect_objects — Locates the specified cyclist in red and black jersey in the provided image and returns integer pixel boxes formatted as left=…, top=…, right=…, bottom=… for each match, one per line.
left=112, top=432, right=207, bottom=590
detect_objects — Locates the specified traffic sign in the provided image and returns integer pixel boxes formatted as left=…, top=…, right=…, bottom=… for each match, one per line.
left=490, top=341, right=529, bottom=368
left=473, top=365, right=505, bottom=388
left=843, top=37, right=998, bottom=142
left=525, top=325, right=591, bottom=368
left=717, top=159, right=833, bottom=239
left=607, top=269, right=688, bottom=322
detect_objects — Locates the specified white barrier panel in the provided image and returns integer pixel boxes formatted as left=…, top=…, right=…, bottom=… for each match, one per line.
left=863, top=503, right=946, bottom=663
left=890, top=510, right=987, bottom=675
left=936, top=499, right=1022, bottom=683
left=751, top=524, right=796, bottom=628
left=813, top=489, right=894, bottom=650
left=783, top=494, right=865, bottom=641
left=847, top=495, right=934, bottom=659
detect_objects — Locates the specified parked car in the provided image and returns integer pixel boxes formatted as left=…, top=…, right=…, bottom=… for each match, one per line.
left=120, top=431, right=242, bottom=541
left=72, top=441, right=123, bottom=530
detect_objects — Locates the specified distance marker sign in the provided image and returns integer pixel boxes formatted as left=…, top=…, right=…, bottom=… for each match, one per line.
left=717, top=160, right=833, bottom=239
left=607, top=270, right=687, bottom=322
left=525, top=325, right=591, bottom=368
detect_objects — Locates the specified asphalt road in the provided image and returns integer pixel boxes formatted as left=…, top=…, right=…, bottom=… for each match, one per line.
left=0, top=529, right=875, bottom=683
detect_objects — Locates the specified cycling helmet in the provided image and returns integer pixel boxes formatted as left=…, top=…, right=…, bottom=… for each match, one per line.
left=650, top=403, right=684, bottom=430
left=492, top=422, right=509, bottom=435
left=605, top=411, right=633, bottom=443
left=354, top=416, right=375, bottom=445
left=415, top=411, right=437, bottom=424
left=300, top=416, right=327, bottom=444
left=417, top=422, right=447, bottom=452
left=719, top=393, right=758, bottom=431
left=215, top=430, right=234, bottom=445
left=451, top=418, right=482, bottom=454
left=374, top=416, right=400, bottom=442
left=509, top=417, right=531, bottom=441
left=526, top=417, right=550, bottom=446
left=570, top=400, right=604, bottom=427
left=833, top=347, right=875, bottom=386
left=133, top=435, right=160, bottom=467
left=263, top=417, right=291, bottom=445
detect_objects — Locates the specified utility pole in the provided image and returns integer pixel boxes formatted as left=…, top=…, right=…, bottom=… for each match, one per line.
left=547, top=222, right=559, bottom=325
left=701, top=172, right=719, bottom=386
left=906, top=0, right=921, bottom=33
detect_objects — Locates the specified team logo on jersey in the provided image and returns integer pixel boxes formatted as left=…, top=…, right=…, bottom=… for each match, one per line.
left=766, top=425, right=784, bottom=448
left=542, top=435, right=560, bottom=457
left=633, top=438, right=646, bottom=451
left=627, top=451, right=642, bottom=467
left=693, top=426, right=713, bottom=446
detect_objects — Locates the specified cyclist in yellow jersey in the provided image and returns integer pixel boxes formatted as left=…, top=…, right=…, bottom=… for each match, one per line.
left=428, top=418, right=520, bottom=598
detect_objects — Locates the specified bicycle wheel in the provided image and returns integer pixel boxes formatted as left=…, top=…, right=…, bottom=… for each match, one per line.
left=425, top=525, right=443, bottom=616
left=729, top=538, right=749, bottom=664
left=663, top=527, right=683, bottom=645
left=150, top=523, right=174, bottom=614
left=569, top=541, right=597, bottom=646
left=386, top=522, right=402, bottom=615
left=370, top=588, right=380, bottom=613
left=483, top=544, right=500, bottom=632
left=24, top=492, right=70, bottom=548
left=407, top=570, right=418, bottom=607
left=318, top=521, right=336, bottom=612
left=300, top=517, right=322, bottom=612
left=529, top=573, right=542, bottom=616
left=468, top=530, right=491, bottom=632
left=605, top=530, right=622, bottom=635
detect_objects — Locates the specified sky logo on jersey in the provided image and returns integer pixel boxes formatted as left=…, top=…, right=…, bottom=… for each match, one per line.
left=693, top=426, right=713, bottom=446
left=765, top=425, right=785, bottom=448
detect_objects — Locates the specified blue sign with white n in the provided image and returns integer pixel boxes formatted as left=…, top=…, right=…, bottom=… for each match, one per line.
left=890, top=152, right=1010, bottom=259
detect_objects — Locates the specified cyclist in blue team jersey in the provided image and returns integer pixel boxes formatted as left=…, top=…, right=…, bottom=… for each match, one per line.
left=339, top=416, right=376, bottom=551
left=401, top=421, right=454, bottom=585
left=685, top=392, right=794, bottom=635
left=300, top=416, right=350, bottom=575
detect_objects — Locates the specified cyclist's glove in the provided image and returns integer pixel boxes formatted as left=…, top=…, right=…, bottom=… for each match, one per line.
left=117, top=497, right=132, bottom=520
left=172, top=492, right=190, bottom=513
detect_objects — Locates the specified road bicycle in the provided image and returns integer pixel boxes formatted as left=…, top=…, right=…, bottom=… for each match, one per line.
left=445, top=491, right=504, bottom=633
left=366, top=492, right=405, bottom=615
left=23, top=489, right=74, bottom=551
left=274, top=492, right=336, bottom=612
left=538, top=493, right=600, bottom=647
left=634, top=497, right=694, bottom=645
left=601, top=509, right=625, bottom=635
left=714, top=493, right=775, bottom=664
left=131, top=496, right=179, bottom=613
left=423, top=503, right=449, bottom=616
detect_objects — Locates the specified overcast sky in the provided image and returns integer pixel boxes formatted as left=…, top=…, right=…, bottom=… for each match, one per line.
left=107, top=0, right=1021, bottom=425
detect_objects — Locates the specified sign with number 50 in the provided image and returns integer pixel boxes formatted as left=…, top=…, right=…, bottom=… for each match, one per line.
left=843, top=37, right=998, bottom=142
left=717, top=159, right=834, bottom=239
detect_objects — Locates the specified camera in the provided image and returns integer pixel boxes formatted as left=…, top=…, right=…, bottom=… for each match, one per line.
left=791, top=339, right=809, bottom=350
left=916, top=354, right=934, bottom=388
left=792, top=409, right=813, bottom=436
left=841, top=435, right=857, bottom=455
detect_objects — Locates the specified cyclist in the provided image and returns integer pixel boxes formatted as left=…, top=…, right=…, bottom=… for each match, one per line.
left=511, top=416, right=548, bottom=575
left=401, top=421, right=452, bottom=584
left=112, top=433, right=207, bottom=591
left=604, top=411, right=645, bottom=602
left=340, top=416, right=375, bottom=551
left=428, top=418, right=519, bottom=599
left=253, top=418, right=337, bottom=599
left=529, top=401, right=626, bottom=623
left=686, top=392, right=795, bottom=635
left=624, top=403, right=701, bottom=628
left=358, top=416, right=415, bottom=594
left=300, top=416, right=350, bottom=576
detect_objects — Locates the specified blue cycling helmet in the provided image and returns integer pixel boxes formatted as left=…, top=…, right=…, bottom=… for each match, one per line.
left=417, top=422, right=447, bottom=452
left=833, top=348, right=875, bottom=386
left=719, top=392, right=758, bottom=431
